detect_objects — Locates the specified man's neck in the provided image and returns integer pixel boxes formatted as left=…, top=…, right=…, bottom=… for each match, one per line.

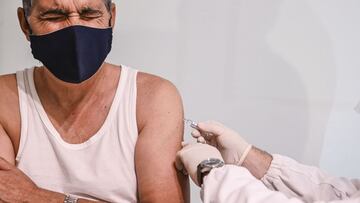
left=34, top=63, right=110, bottom=111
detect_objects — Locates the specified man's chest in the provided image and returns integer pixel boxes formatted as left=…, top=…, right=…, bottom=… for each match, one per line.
left=45, top=99, right=113, bottom=144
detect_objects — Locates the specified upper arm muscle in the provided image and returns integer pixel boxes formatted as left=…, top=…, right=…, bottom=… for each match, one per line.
left=135, top=74, right=189, bottom=203
left=0, top=74, right=19, bottom=165
left=0, top=124, right=15, bottom=165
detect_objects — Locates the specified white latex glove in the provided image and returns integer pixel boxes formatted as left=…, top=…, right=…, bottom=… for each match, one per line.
left=175, top=142, right=224, bottom=186
left=192, top=121, right=252, bottom=166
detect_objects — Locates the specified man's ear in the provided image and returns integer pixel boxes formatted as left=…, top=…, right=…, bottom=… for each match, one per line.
left=17, top=7, right=31, bottom=41
left=110, top=3, right=116, bottom=29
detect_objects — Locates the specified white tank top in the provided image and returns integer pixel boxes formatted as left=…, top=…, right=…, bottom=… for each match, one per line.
left=15, top=66, right=139, bottom=202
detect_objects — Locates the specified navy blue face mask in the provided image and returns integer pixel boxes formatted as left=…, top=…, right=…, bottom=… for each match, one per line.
left=29, top=25, right=113, bottom=83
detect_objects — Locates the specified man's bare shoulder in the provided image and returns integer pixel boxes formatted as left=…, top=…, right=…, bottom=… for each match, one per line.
left=137, top=72, right=182, bottom=106
left=136, top=72, right=183, bottom=131
left=0, top=73, right=19, bottom=123
left=0, top=73, right=17, bottom=85
left=0, top=73, right=18, bottom=102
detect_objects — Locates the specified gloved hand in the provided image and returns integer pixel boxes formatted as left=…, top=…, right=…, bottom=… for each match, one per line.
left=192, top=121, right=252, bottom=166
left=175, top=142, right=223, bottom=186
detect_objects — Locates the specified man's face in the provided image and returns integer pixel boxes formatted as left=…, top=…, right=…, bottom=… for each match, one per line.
left=26, top=0, right=112, bottom=35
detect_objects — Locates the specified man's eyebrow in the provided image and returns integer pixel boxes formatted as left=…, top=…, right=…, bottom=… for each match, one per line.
left=39, top=8, right=68, bottom=16
left=79, top=7, right=103, bottom=14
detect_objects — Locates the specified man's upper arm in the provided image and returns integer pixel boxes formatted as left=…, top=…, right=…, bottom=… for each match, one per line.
left=0, top=124, right=15, bottom=165
left=0, top=74, right=17, bottom=165
left=135, top=75, right=189, bottom=203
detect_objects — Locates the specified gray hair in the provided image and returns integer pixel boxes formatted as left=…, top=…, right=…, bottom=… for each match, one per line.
left=22, top=0, right=112, bottom=16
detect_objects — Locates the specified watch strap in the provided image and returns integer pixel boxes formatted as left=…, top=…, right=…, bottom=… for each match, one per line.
left=64, top=194, right=78, bottom=203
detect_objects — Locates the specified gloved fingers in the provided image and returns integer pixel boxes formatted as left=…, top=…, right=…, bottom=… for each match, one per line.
left=191, top=130, right=201, bottom=138
left=197, top=120, right=225, bottom=136
left=175, top=152, right=183, bottom=171
left=197, top=136, right=206, bottom=144
left=192, top=130, right=212, bottom=144
left=192, top=128, right=215, bottom=141
left=175, top=152, right=188, bottom=176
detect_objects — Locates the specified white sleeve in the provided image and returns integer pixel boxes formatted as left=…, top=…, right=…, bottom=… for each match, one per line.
left=201, top=165, right=360, bottom=203
left=261, top=154, right=360, bottom=202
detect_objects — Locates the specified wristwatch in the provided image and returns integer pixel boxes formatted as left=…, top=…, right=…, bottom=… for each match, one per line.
left=64, top=194, right=78, bottom=203
left=197, top=158, right=225, bottom=186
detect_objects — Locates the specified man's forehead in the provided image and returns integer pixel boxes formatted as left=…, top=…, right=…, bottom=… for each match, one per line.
left=33, top=0, right=105, bottom=10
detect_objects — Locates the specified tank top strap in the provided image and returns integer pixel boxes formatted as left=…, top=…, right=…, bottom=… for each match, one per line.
left=15, top=68, right=32, bottom=162
left=116, top=65, right=139, bottom=143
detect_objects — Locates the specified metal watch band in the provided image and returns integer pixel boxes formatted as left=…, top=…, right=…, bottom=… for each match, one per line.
left=64, top=194, right=78, bottom=203
left=197, top=158, right=225, bottom=186
left=197, top=167, right=211, bottom=186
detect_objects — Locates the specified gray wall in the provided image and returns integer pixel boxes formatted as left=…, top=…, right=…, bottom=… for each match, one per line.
left=1, top=1, right=360, bottom=202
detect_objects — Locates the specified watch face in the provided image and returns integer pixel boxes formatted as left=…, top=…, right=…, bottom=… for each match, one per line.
left=201, top=158, right=224, bottom=168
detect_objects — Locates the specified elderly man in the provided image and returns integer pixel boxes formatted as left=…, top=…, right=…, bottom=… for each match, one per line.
left=0, top=0, right=189, bottom=202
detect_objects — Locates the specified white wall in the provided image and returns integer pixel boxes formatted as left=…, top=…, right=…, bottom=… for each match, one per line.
left=311, top=1, right=360, bottom=178
left=0, top=1, right=41, bottom=70
left=1, top=1, right=360, bottom=202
